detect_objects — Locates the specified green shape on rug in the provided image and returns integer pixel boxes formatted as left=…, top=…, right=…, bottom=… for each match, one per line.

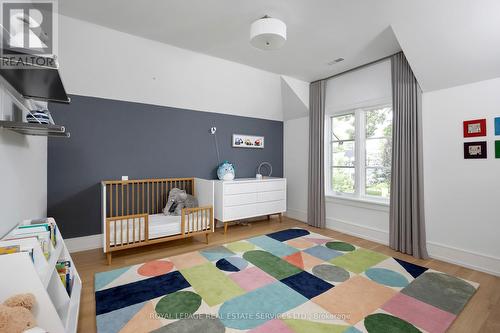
left=155, top=291, right=201, bottom=320
left=326, top=241, right=355, bottom=252
left=180, top=263, right=245, bottom=306
left=401, top=272, right=476, bottom=314
left=243, top=250, right=302, bottom=280
left=329, top=248, right=388, bottom=274
left=364, top=313, right=421, bottom=333
left=282, top=319, right=349, bottom=333
left=225, top=241, right=255, bottom=253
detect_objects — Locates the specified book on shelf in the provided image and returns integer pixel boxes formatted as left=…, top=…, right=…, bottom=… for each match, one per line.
left=0, top=244, right=35, bottom=261
left=5, top=230, right=51, bottom=259
left=20, top=218, right=58, bottom=248
left=56, top=260, right=73, bottom=295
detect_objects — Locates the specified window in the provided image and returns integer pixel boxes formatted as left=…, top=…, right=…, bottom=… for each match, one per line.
left=329, top=105, right=392, bottom=201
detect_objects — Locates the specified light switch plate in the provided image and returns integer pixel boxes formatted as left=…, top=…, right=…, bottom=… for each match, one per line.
left=121, top=176, right=129, bottom=180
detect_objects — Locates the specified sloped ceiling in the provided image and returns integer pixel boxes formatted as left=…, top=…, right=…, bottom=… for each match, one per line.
left=59, top=0, right=500, bottom=91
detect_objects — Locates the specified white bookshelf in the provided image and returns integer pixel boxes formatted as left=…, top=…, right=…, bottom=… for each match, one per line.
left=0, top=219, right=81, bottom=333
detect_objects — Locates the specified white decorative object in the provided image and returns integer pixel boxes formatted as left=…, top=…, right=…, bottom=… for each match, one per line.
left=214, top=177, right=286, bottom=233
left=0, top=219, right=81, bottom=333
left=255, top=174, right=263, bottom=180
left=250, top=16, right=287, bottom=50
left=233, top=134, right=264, bottom=148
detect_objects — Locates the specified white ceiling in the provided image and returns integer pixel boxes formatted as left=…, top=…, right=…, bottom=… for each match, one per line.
left=59, top=0, right=500, bottom=91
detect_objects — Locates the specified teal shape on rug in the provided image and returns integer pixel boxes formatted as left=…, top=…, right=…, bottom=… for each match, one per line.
left=96, top=301, right=145, bottom=333
left=219, top=281, right=307, bottom=330
left=95, top=267, right=130, bottom=291
left=248, top=235, right=299, bottom=257
left=365, top=268, right=409, bottom=287
left=201, top=246, right=236, bottom=261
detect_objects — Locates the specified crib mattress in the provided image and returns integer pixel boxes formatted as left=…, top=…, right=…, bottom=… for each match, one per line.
left=109, top=211, right=210, bottom=245
left=149, top=214, right=182, bottom=239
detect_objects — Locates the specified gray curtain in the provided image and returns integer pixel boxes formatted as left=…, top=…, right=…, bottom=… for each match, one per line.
left=307, top=80, right=326, bottom=228
left=389, top=53, right=428, bottom=259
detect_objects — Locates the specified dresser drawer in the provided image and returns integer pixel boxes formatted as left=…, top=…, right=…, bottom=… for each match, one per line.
left=223, top=200, right=286, bottom=221
left=257, top=190, right=285, bottom=202
left=224, top=193, right=258, bottom=207
left=224, top=183, right=258, bottom=195
left=258, top=180, right=286, bottom=192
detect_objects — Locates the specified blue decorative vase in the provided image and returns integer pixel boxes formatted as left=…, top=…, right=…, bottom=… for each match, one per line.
left=217, top=161, right=235, bottom=180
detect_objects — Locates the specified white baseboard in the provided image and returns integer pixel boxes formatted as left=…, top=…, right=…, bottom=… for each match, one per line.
left=326, top=217, right=390, bottom=245
left=426, top=241, right=500, bottom=276
left=66, top=212, right=500, bottom=276
left=65, top=234, right=102, bottom=252
left=289, top=208, right=499, bottom=276
left=285, top=209, right=307, bottom=223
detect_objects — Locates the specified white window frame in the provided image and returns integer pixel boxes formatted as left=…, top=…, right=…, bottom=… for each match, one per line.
left=326, top=103, right=392, bottom=204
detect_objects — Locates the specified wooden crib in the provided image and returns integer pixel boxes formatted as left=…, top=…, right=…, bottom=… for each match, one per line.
left=101, top=177, right=214, bottom=264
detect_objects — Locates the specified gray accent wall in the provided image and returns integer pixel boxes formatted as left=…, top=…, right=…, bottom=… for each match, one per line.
left=48, top=95, right=283, bottom=238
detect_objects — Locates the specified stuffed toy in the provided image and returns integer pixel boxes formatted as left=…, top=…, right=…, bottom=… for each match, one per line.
left=163, top=188, right=198, bottom=216
left=0, top=293, right=37, bottom=333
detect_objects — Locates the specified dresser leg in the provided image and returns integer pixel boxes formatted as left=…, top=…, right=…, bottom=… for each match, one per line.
left=279, top=213, right=283, bottom=223
left=267, top=215, right=270, bottom=220
left=224, top=222, right=228, bottom=234
left=205, top=233, right=209, bottom=244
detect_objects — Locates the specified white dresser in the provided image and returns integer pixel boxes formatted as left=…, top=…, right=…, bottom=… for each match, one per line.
left=214, top=177, right=287, bottom=233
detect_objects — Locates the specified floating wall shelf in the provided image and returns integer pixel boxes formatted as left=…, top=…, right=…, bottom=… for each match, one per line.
left=0, top=120, right=70, bottom=137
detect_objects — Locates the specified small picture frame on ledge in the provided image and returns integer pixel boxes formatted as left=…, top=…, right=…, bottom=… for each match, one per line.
left=464, top=141, right=487, bottom=159
left=463, top=119, right=486, bottom=137
left=232, top=134, right=264, bottom=149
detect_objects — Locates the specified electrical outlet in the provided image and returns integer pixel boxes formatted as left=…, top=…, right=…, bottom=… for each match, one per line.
left=121, top=176, right=129, bottom=180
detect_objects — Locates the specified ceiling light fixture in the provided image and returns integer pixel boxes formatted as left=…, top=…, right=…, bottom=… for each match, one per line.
left=250, top=15, right=286, bottom=50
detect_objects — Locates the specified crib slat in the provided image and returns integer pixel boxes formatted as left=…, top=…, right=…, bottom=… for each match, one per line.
left=114, top=220, right=117, bottom=247
left=115, top=184, right=118, bottom=217
left=109, top=185, right=113, bottom=218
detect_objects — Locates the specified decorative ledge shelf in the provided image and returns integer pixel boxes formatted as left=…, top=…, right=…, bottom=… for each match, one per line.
left=0, top=120, right=70, bottom=137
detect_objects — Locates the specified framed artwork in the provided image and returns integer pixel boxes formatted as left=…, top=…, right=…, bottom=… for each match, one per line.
left=464, top=141, right=487, bottom=159
left=495, top=117, right=500, bottom=136
left=232, top=134, right=264, bottom=149
left=463, top=119, right=486, bottom=137
left=496, top=141, right=500, bottom=158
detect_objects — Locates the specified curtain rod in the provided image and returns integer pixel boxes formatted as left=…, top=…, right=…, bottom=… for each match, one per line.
left=312, top=51, right=402, bottom=84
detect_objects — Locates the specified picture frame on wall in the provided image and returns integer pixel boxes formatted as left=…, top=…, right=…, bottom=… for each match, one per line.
left=495, top=117, right=500, bottom=136
left=232, top=134, right=264, bottom=149
left=464, top=141, right=487, bottom=159
left=463, top=119, right=487, bottom=137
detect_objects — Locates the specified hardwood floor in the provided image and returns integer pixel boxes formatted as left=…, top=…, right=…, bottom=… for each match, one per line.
left=73, top=216, right=500, bottom=333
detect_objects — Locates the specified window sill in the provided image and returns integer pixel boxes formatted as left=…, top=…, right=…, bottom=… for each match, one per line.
left=325, top=194, right=390, bottom=212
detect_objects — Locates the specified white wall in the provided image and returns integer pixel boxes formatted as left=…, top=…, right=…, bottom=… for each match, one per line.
left=284, top=116, right=308, bottom=221
left=422, top=77, right=500, bottom=275
left=58, top=15, right=283, bottom=121
left=0, top=88, right=47, bottom=237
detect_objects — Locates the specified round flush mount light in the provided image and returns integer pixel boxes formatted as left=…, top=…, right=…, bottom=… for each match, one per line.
left=250, top=16, right=286, bottom=50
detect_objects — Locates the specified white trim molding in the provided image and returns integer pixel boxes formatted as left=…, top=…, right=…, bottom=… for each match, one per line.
left=65, top=234, right=103, bottom=253
left=426, top=242, right=500, bottom=277
left=288, top=207, right=499, bottom=276
left=66, top=210, right=500, bottom=276
left=326, top=217, right=390, bottom=245
left=285, top=209, right=307, bottom=223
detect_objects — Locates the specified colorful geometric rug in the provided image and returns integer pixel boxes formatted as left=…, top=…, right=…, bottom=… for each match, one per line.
left=95, top=228, right=478, bottom=333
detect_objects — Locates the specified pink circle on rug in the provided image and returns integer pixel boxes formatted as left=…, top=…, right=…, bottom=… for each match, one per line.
left=137, top=260, right=173, bottom=276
